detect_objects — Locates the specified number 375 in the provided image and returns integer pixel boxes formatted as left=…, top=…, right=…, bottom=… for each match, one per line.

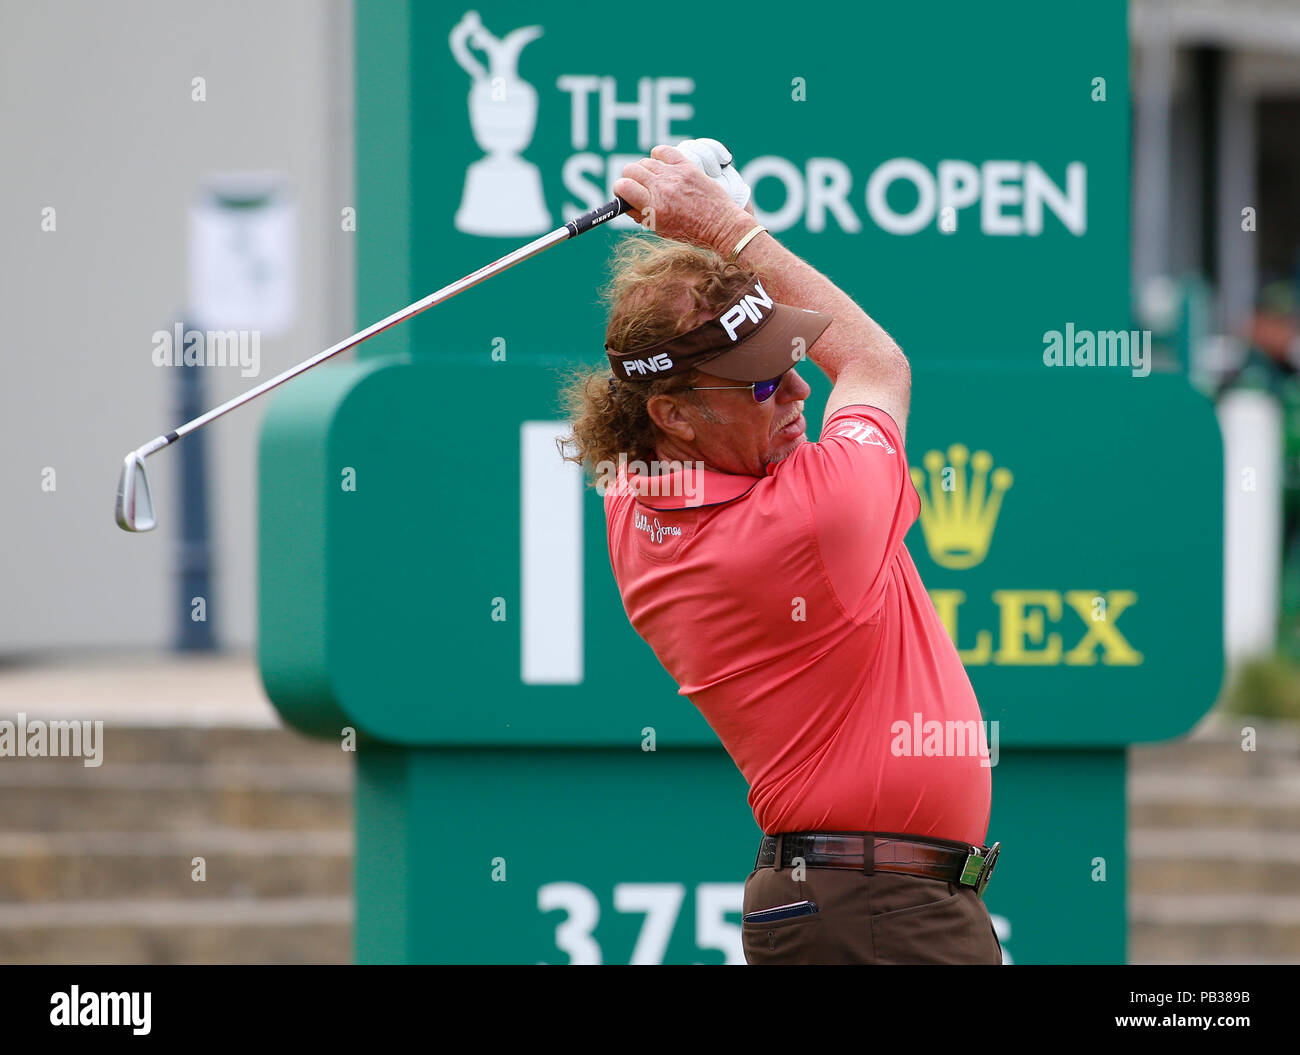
left=538, top=881, right=745, bottom=965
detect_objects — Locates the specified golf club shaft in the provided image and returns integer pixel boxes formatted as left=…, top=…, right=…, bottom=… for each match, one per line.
left=133, top=196, right=631, bottom=459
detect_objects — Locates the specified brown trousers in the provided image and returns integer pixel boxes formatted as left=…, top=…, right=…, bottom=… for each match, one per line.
left=742, top=862, right=1004, bottom=965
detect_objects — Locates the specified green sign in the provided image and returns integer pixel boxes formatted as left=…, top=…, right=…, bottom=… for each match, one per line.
left=260, top=362, right=1220, bottom=745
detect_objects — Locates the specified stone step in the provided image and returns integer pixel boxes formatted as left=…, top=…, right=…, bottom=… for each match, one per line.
left=1129, top=829, right=1300, bottom=894
left=0, top=784, right=349, bottom=832
left=1128, top=952, right=1300, bottom=965
left=0, top=897, right=351, bottom=965
left=1131, top=801, right=1300, bottom=831
left=0, top=725, right=349, bottom=768
left=0, top=724, right=351, bottom=832
left=1128, top=772, right=1300, bottom=830
left=1131, top=893, right=1300, bottom=924
left=0, top=760, right=350, bottom=792
left=0, top=829, right=351, bottom=901
left=1130, top=894, right=1300, bottom=962
left=1129, top=716, right=1300, bottom=777
left=0, top=748, right=351, bottom=834
left=1132, top=858, right=1300, bottom=895
left=1131, top=747, right=1300, bottom=779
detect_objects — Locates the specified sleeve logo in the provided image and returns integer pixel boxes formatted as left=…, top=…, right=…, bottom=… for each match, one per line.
left=831, top=420, right=896, bottom=454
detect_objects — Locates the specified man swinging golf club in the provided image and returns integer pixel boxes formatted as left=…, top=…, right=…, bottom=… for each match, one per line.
left=557, top=139, right=1002, bottom=965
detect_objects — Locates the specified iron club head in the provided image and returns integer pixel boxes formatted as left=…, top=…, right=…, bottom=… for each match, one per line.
left=115, top=451, right=156, bottom=532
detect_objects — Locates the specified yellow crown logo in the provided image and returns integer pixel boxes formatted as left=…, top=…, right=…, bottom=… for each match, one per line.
left=909, top=444, right=1013, bottom=570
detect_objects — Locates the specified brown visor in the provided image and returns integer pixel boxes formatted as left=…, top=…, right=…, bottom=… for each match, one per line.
left=606, top=278, right=833, bottom=383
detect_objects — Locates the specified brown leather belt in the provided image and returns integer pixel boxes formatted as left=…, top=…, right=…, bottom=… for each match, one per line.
left=756, top=831, right=1000, bottom=897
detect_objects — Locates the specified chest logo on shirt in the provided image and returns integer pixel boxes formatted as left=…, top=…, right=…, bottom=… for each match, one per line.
left=635, top=511, right=682, bottom=544
left=831, top=421, right=896, bottom=454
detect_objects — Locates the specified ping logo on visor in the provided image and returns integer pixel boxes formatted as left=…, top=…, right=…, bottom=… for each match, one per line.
left=719, top=281, right=774, bottom=341
left=605, top=278, right=832, bottom=383
left=620, top=352, right=674, bottom=377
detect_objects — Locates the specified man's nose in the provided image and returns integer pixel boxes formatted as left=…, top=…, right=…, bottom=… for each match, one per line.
left=780, top=367, right=811, bottom=399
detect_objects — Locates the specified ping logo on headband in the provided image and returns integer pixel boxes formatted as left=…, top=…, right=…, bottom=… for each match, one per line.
left=621, top=351, right=675, bottom=377
left=605, top=277, right=817, bottom=382
left=720, top=281, right=774, bottom=341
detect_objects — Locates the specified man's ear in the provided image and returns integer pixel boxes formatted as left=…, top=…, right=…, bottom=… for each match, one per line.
left=646, top=393, right=696, bottom=443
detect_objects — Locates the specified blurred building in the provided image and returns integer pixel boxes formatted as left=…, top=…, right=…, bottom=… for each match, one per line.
left=1132, top=2, right=1300, bottom=662
left=1133, top=0, right=1300, bottom=339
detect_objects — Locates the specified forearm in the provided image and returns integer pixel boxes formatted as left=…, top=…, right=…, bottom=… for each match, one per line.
left=711, top=212, right=907, bottom=384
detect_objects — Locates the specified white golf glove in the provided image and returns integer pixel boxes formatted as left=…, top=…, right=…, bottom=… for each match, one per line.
left=676, top=137, right=751, bottom=210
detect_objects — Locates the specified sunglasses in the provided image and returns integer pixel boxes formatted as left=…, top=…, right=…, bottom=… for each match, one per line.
left=684, top=374, right=785, bottom=403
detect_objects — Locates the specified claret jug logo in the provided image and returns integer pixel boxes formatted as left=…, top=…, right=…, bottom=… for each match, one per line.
left=450, top=12, right=549, bottom=235
left=912, top=443, right=1142, bottom=668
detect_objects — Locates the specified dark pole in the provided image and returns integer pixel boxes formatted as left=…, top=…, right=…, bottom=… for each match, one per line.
left=1192, top=46, right=1224, bottom=310
left=175, top=314, right=215, bottom=650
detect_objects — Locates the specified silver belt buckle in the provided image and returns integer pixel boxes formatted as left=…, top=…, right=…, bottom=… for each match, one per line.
left=960, top=841, right=1000, bottom=896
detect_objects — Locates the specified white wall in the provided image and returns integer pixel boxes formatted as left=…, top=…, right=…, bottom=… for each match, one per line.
left=0, top=0, right=353, bottom=654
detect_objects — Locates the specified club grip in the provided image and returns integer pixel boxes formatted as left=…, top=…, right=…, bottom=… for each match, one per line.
left=564, top=196, right=631, bottom=238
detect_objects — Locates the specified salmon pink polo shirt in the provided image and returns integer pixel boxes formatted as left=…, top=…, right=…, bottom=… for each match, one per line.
left=604, top=404, right=991, bottom=847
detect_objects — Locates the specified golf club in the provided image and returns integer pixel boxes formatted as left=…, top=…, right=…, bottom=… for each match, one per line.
left=115, top=196, right=632, bottom=532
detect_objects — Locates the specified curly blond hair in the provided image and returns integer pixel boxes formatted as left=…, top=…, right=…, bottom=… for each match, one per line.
left=555, top=233, right=765, bottom=480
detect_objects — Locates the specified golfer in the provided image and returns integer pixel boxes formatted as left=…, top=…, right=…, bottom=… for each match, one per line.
left=558, top=142, right=1001, bottom=965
